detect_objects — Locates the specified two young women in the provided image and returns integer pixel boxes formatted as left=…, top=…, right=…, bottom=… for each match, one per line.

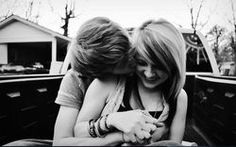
left=4, top=17, right=187, bottom=146
left=71, top=19, right=188, bottom=146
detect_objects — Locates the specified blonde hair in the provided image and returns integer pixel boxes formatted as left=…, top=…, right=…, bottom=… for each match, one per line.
left=132, top=19, right=186, bottom=125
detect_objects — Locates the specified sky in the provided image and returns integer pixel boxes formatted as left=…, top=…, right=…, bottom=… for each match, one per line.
left=1, top=0, right=236, bottom=37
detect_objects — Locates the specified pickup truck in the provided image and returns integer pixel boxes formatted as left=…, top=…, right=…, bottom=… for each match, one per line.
left=0, top=29, right=235, bottom=146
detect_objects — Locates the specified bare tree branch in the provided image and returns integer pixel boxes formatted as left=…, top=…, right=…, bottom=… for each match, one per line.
left=190, top=7, right=194, bottom=29
left=230, top=0, right=236, bottom=37
left=0, top=0, right=18, bottom=19
left=194, top=0, right=204, bottom=29
left=25, top=0, right=34, bottom=20
left=47, top=0, right=62, bottom=19
left=188, top=0, right=195, bottom=30
left=194, top=0, right=204, bottom=33
left=229, top=0, right=236, bottom=75
left=186, top=0, right=211, bottom=35
left=198, top=14, right=210, bottom=31
left=61, top=0, right=77, bottom=36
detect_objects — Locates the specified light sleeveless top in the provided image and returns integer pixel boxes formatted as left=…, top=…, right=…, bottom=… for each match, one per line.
left=100, top=77, right=169, bottom=123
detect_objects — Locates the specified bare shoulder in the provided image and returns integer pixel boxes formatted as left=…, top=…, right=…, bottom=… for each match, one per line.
left=85, top=76, right=118, bottom=100
left=90, top=76, right=118, bottom=90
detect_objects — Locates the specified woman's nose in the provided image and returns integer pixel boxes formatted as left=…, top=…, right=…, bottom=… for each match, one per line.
left=144, top=66, right=156, bottom=78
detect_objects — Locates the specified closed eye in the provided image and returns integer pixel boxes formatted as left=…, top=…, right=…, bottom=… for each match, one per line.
left=136, top=59, right=147, bottom=66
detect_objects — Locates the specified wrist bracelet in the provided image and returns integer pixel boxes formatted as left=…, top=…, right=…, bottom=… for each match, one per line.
left=104, top=114, right=110, bottom=130
left=98, top=116, right=109, bottom=136
left=94, top=119, right=102, bottom=137
left=88, top=119, right=97, bottom=137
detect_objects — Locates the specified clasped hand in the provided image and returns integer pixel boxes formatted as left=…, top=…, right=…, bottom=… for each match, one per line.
left=108, top=110, right=162, bottom=144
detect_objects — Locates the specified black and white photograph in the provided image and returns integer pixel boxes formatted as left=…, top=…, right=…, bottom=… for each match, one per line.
left=0, top=0, right=236, bottom=146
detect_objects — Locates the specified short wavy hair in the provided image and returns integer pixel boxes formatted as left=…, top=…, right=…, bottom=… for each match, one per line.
left=69, top=17, right=133, bottom=78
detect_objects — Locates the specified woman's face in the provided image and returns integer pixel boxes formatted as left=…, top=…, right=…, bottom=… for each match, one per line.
left=136, top=56, right=168, bottom=89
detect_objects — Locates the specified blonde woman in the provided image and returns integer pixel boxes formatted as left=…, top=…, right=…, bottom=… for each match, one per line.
left=74, top=19, right=187, bottom=146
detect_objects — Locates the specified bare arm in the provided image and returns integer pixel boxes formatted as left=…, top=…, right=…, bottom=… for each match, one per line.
left=53, top=105, right=124, bottom=146
left=53, top=106, right=80, bottom=146
left=74, top=78, right=115, bottom=137
left=74, top=78, right=158, bottom=144
left=169, top=89, right=188, bottom=143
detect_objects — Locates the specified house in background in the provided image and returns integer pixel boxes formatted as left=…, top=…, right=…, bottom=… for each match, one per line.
left=0, top=15, right=71, bottom=74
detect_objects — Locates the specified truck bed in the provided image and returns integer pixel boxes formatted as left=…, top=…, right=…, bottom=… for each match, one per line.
left=0, top=74, right=235, bottom=146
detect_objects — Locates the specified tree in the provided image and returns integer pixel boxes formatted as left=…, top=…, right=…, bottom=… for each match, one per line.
left=0, top=0, right=15, bottom=20
left=207, top=25, right=227, bottom=63
left=0, top=0, right=41, bottom=23
left=60, top=0, right=76, bottom=36
left=228, top=0, right=236, bottom=75
left=187, top=0, right=209, bottom=34
left=24, top=0, right=41, bottom=23
left=48, top=0, right=77, bottom=37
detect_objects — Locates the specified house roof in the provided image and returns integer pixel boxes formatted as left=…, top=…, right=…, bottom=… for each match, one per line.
left=0, top=15, right=71, bottom=42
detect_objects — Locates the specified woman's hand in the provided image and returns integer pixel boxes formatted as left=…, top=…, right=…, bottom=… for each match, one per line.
left=150, top=122, right=168, bottom=143
left=107, top=110, right=158, bottom=143
left=122, top=132, right=150, bottom=145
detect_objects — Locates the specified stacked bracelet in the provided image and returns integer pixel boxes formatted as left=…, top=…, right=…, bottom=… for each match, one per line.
left=97, top=116, right=106, bottom=136
left=94, top=117, right=102, bottom=137
left=88, top=119, right=97, bottom=137
left=104, top=114, right=110, bottom=130
left=88, top=114, right=113, bottom=138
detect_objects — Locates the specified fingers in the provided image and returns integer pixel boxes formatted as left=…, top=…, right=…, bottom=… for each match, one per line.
left=135, top=134, right=145, bottom=144
left=140, top=110, right=165, bottom=128
left=143, top=114, right=158, bottom=123
left=125, top=124, right=151, bottom=144
left=122, top=110, right=167, bottom=145
left=127, top=133, right=136, bottom=143
left=132, top=124, right=152, bottom=144
left=140, top=110, right=152, bottom=117
left=138, top=110, right=158, bottom=124
left=141, top=123, right=157, bottom=133
left=155, top=122, right=165, bottom=127
left=135, top=129, right=151, bottom=140
left=127, top=133, right=144, bottom=144
left=126, top=131, right=150, bottom=144
left=141, top=130, right=152, bottom=139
